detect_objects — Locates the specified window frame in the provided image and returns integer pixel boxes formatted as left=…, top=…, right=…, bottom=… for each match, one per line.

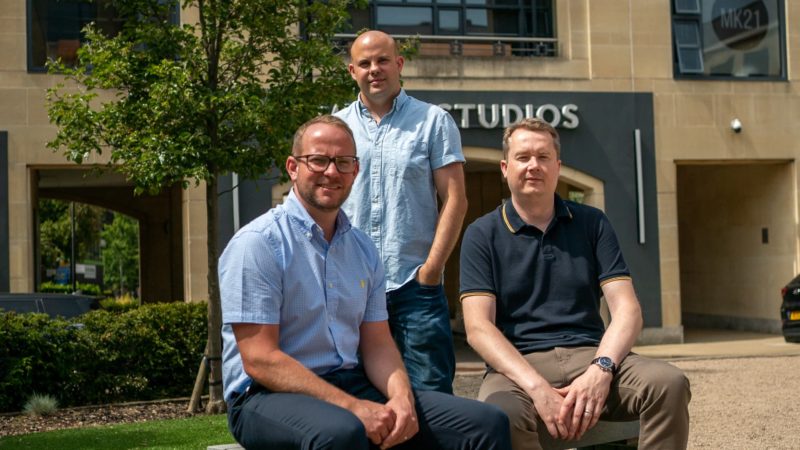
left=671, top=0, right=787, bottom=81
left=26, top=0, right=179, bottom=74
left=362, top=0, right=547, bottom=37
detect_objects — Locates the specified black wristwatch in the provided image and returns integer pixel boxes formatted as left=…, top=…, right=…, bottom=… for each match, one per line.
left=591, top=356, right=617, bottom=374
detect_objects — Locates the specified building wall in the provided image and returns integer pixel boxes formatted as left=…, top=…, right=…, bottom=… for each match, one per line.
left=0, top=1, right=209, bottom=301
left=401, top=0, right=800, bottom=338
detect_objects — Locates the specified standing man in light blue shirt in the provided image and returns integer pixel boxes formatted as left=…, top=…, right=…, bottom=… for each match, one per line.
left=336, top=30, right=468, bottom=394
left=219, top=115, right=510, bottom=450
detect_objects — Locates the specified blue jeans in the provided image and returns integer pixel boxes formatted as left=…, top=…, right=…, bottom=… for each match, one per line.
left=228, top=367, right=511, bottom=450
left=387, top=279, right=456, bottom=394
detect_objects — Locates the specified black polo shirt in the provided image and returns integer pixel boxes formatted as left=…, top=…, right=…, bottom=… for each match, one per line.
left=459, top=195, right=631, bottom=354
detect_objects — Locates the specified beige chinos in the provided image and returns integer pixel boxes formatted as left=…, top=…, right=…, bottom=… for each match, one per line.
left=478, top=346, right=691, bottom=450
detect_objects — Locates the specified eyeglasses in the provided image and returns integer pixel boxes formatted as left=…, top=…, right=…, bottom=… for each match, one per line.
left=295, top=155, right=359, bottom=174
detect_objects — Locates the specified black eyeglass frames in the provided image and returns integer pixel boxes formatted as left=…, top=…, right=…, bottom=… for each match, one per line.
left=295, top=155, right=359, bottom=173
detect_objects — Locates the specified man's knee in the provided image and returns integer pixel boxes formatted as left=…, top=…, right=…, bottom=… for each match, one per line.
left=483, top=402, right=512, bottom=434
left=646, top=363, right=691, bottom=407
left=662, top=364, right=690, bottom=393
left=314, top=415, right=368, bottom=450
left=482, top=389, right=534, bottom=433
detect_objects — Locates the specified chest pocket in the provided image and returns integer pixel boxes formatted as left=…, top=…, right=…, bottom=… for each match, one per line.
left=389, top=141, right=430, bottom=180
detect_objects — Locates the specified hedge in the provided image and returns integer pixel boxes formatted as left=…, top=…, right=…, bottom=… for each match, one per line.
left=38, top=281, right=104, bottom=296
left=0, top=302, right=206, bottom=412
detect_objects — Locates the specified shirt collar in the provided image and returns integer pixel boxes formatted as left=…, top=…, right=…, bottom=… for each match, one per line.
left=501, top=194, right=573, bottom=234
left=357, top=89, right=408, bottom=119
left=284, top=188, right=352, bottom=240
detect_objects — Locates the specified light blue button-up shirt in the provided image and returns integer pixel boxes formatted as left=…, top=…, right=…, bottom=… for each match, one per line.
left=219, top=189, right=388, bottom=402
left=336, top=90, right=464, bottom=291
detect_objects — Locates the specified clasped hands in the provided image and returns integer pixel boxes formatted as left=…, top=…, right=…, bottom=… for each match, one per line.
left=351, top=395, right=419, bottom=449
left=531, top=366, right=613, bottom=441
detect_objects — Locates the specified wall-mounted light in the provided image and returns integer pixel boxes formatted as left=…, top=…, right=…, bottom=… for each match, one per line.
left=730, top=118, right=742, bottom=133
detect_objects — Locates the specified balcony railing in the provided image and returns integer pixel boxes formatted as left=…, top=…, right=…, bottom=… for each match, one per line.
left=334, top=33, right=557, bottom=58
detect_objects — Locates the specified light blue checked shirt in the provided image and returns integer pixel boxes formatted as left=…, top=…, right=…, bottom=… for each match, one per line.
left=219, top=189, right=388, bottom=402
left=336, top=90, right=464, bottom=291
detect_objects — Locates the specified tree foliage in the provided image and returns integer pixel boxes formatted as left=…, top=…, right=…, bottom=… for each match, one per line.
left=38, top=199, right=104, bottom=268
left=47, top=0, right=357, bottom=191
left=101, top=213, right=140, bottom=295
left=46, top=0, right=361, bottom=412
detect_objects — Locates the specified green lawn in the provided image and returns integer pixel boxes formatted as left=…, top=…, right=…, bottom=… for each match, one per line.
left=0, top=414, right=232, bottom=450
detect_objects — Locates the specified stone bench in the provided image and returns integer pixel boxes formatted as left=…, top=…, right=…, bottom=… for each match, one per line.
left=539, top=419, right=639, bottom=449
left=208, top=420, right=639, bottom=450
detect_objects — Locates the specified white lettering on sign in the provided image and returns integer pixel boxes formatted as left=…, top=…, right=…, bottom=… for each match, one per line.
left=441, top=103, right=580, bottom=129
left=719, top=8, right=761, bottom=30
left=711, top=0, right=769, bottom=51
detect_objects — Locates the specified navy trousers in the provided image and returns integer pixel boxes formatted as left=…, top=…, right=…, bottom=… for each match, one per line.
left=228, top=367, right=511, bottom=450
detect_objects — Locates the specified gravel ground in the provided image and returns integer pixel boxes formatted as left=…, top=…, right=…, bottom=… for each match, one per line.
left=2, top=355, right=799, bottom=449
left=454, top=355, right=800, bottom=450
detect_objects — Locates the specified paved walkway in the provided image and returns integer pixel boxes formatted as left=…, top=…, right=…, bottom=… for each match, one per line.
left=454, top=328, right=800, bottom=373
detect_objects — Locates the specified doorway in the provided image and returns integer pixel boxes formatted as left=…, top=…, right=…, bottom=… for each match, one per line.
left=676, top=161, right=795, bottom=333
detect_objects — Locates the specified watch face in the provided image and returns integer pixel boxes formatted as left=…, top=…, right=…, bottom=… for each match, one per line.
left=598, top=357, right=613, bottom=368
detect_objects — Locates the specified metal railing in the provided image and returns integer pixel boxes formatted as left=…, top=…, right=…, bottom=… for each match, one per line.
left=334, top=33, right=557, bottom=57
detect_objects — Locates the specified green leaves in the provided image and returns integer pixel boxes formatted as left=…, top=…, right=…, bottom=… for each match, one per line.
left=46, top=0, right=357, bottom=192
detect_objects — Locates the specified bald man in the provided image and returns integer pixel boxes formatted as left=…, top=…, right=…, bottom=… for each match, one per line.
left=336, top=30, right=467, bottom=394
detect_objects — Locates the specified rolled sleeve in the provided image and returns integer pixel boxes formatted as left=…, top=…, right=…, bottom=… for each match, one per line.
left=430, top=110, right=465, bottom=170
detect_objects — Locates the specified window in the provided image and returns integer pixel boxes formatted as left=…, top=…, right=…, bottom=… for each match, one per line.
left=346, top=0, right=556, bottom=57
left=28, top=0, right=125, bottom=72
left=671, top=0, right=786, bottom=79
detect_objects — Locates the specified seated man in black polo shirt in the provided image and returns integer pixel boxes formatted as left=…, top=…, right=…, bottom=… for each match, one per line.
left=460, top=118, right=691, bottom=450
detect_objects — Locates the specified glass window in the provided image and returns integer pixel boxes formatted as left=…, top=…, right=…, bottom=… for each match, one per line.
left=28, top=0, right=125, bottom=71
left=346, top=1, right=554, bottom=41
left=376, top=6, right=433, bottom=35
left=671, top=0, right=786, bottom=79
left=438, top=10, right=462, bottom=34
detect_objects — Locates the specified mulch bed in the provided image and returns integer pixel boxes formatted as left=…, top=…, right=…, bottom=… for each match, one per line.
left=0, top=399, right=198, bottom=437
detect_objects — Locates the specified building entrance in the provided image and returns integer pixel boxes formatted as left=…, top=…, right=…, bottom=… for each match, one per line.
left=676, top=161, right=795, bottom=333
left=34, top=168, right=184, bottom=302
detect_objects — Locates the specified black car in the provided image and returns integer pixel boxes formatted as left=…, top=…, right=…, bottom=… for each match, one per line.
left=0, top=293, right=98, bottom=319
left=781, top=275, right=800, bottom=343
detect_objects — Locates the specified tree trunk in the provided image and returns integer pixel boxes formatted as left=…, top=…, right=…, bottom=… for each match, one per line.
left=204, top=176, right=226, bottom=414
left=187, top=177, right=226, bottom=414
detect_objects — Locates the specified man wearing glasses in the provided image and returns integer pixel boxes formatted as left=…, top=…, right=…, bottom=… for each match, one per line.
left=219, top=115, right=510, bottom=450
left=336, top=30, right=467, bottom=394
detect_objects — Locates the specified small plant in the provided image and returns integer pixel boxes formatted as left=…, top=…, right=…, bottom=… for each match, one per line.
left=23, top=393, right=58, bottom=417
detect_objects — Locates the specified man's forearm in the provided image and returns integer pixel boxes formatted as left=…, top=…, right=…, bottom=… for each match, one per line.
left=465, top=313, right=549, bottom=393
left=246, top=349, right=358, bottom=410
left=421, top=164, right=467, bottom=281
left=596, top=280, right=643, bottom=365
left=595, top=306, right=642, bottom=365
left=424, top=193, right=467, bottom=275
left=360, top=322, right=414, bottom=401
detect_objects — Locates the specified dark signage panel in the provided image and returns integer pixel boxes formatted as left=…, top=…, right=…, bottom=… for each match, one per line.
left=409, top=90, right=663, bottom=327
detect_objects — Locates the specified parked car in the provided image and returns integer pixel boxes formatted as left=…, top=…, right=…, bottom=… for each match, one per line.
left=0, top=293, right=98, bottom=319
left=781, top=275, right=800, bottom=343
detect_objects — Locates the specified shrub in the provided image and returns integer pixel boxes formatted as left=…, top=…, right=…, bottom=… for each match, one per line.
left=99, top=293, right=139, bottom=313
left=23, top=393, right=59, bottom=417
left=0, top=302, right=206, bottom=412
left=39, top=281, right=102, bottom=296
